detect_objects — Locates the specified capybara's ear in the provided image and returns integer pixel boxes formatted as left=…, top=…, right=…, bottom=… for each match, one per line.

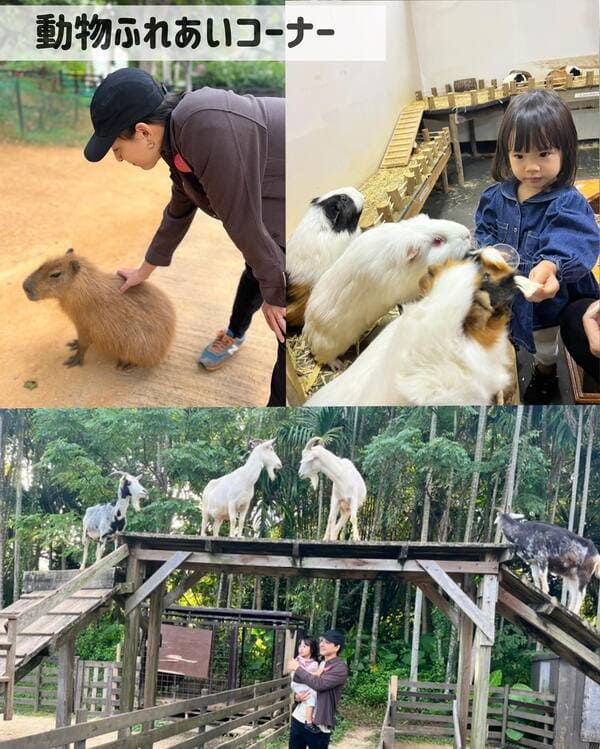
left=66, top=248, right=75, bottom=255
left=70, top=260, right=81, bottom=273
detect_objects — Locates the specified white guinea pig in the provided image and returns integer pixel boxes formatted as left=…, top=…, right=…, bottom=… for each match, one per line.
left=303, top=214, right=473, bottom=365
left=305, top=249, right=518, bottom=407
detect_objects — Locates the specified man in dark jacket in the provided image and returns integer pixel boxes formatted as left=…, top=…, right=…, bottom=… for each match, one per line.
left=287, top=630, right=349, bottom=749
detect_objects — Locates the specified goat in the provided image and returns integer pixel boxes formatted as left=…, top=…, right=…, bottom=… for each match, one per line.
left=496, top=512, right=600, bottom=615
left=81, top=471, right=147, bottom=568
left=298, top=437, right=366, bottom=541
left=200, top=439, right=282, bottom=537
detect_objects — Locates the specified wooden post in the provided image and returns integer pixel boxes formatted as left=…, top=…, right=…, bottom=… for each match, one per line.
left=74, top=708, right=88, bottom=749
left=197, top=687, right=209, bottom=747
left=456, top=575, right=474, bottom=747
left=378, top=202, right=394, bottom=223
left=427, top=95, right=436, bottom=110
left=502, top=82, right=510, bottom=97
left=33, top=663, right=42, bottom=712
left=447, top=115, right=465, bottom=187
left=468, top=120, right=479, bottom=158
left=448, top=92, right=456, bottom=108
left=14, top=79, right=25, bottom=135
left=585, top=70, right=594, bottom=86
left=500, top=683, right=510, bottom=747
left=431, top=87, right=438, bottom=96
left=143, top=581, right=164, bottom=710
left=441, top=166, right=449, bottom=193
left=491, top=78, right=497, bottom=87
left=470, top=91, right=478, bottom=106
left=422, top=128, right=430, bottom=142
left=478, top=79, right=484, bottom=89
left=57, top=637, right=75, bottom=735
left=3, top=615, right=17, bottom=720
left=487, top=86, right=495, bottom=101
left=415, top=90, right=423, bottom=100
left=119, top=553, right=145, bottom=735
left=445, top=83, right=452, bottom=93
left=470, top=566, right=499, bottom=749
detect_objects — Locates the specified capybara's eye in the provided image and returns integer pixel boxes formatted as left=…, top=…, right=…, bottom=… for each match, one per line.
left=49, top=271, right=62, bottom=278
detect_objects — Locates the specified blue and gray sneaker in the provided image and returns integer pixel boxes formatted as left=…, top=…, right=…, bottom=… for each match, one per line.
left=198, top=328, right=245, bottom=371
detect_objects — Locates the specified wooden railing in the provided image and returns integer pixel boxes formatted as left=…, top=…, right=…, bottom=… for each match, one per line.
left=379, top=677, right=555, bottom=749
left=0, top=676, right=291, bottom=749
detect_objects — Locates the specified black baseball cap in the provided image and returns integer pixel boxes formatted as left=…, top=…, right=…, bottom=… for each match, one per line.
left=322, top=629, right=345, bottom=647
left=84, top=67, right=166, bottom=163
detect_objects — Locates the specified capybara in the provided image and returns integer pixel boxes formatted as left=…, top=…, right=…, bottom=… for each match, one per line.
left=23, top=249, right=176, bottom=369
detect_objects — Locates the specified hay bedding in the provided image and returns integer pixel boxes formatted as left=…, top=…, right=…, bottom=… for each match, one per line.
left=287, top=309, right=401, bottom=400
left=359, top=166, right=411, bottom=227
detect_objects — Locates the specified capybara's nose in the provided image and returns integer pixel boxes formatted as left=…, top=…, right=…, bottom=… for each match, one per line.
left=22, top=278, right=35, bottom=299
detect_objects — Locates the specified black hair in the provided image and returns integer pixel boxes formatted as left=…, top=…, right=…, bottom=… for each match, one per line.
left=296, top=636, right=319, bottom=662
left=118, top=91, right=185, bottom=140
left=492, top=89, right=577, bottom=187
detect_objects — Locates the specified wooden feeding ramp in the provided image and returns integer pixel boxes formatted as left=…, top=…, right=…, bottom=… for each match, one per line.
left=497, top=567, right=600, bottom=683
left=0, top=545, right=126, bottom=721
left=380, top=101, right=426, bottom=168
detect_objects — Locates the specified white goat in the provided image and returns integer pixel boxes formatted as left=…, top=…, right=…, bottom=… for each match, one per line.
left=200, top=439, right=282, bottom=538
left=81, top=471, right=147, bottom=569
left=496, top=512, right=600, bottom=615
left=298, top=437, right=366, bottom=541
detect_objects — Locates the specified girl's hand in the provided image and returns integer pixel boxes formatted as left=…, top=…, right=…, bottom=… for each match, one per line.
left=262, top=303, right=286, bottom=343
left=528, top=260, right=559, bottom=302
left=117, top=261, right=157, bottom=293
left=582, top=300, right=600, bottom=357
left=287, top=658, right=299, bottom=673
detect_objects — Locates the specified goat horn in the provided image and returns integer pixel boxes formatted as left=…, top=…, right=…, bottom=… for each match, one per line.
left=109, top=470, right=125, bottom=476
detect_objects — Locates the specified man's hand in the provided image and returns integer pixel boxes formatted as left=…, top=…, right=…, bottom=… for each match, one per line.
left=582, top=300, right=600, bottom=357
left=528, top=260, right=559, bottom=303
left=117, top=261, right=157, bottom=293
left=262, top=303, right=286, bottom=343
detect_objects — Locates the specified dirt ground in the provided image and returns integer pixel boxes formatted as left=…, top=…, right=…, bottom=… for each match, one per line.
left=0, top=142, right=277, bottom=407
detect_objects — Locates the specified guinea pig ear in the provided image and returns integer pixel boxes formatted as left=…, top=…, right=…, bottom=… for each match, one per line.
left=406, top=237, right=429, bottom=262
left=66, top=248, right=75, bottom=255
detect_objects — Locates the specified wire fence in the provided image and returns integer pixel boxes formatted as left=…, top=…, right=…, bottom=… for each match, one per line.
left=0, top=72, right=97, bottom=145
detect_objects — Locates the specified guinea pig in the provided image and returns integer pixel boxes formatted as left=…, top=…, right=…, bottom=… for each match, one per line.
left=303, top=214, right=473, bottom=365
left=502, top=70, right=532, bottom=85
left=305, top=247, right=520, bottom=406
left=22, top=249, right=176, bottom=369
left=287, top=187, right=364, bottom=328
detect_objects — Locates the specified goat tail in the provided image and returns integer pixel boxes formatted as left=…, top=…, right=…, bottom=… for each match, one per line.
left=593, top=554, right=600, bottom=580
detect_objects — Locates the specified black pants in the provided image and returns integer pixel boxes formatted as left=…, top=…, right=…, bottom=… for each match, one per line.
left=289, top=718, right=331, bottom=749
left=227, top=263, right=285, bottom=407
left=560, top=298, right=599, bottom=383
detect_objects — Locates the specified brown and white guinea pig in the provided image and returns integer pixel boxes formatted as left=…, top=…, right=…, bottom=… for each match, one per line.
left=22, top=249, right=176, bottom=369
left=303, top=214, right=473, bottom=365
left=287, top=187, right=364, bottom=328
left=305, top=247, right=520, bottom=407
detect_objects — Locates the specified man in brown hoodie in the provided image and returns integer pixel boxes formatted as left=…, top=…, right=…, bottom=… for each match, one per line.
left=287, top=629, right=349, bottom=749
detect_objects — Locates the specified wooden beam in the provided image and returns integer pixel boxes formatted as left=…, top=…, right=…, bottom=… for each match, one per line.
left=163, top=569, right=205, bottom=609
left=14, top=546, right=128, bottom=635
left=130, top=548, right=499, bottom=577
left=119, top=554, right=144, bottom=728
left=56, top=638, right=75, bottom=731
left=124, top=551, right=191, bottom=616
left=470, top=571, right=499, bottom=749
left=455, top=574, right=474, bottom=745
left=143, top=582, right=165, bottom=717
left=416, top=582, right=459, bottom=629
left=417, top=560, right=495, bottom=643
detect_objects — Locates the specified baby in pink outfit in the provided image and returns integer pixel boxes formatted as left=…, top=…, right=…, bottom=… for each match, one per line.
left=290, top=638, right=323, bottom=728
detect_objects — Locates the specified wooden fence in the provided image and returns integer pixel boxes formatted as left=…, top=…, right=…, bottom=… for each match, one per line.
left=0, top=658, right=139, bottom=716
left=0, top=675, right=291, bottom=749
left=380, top=678, right=555, bottom=749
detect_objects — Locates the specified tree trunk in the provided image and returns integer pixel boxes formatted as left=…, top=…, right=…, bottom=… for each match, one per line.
left=495, top=405, right=524, bottom=542
left=353, top=580, right=370, bottom=671
left=369, top=579, right=383, bottom=664
left=567, top=407, right=584, bottom=532
left=410, top=408, right=437, bottom=680
left=0, top=411, right=6, bottom=609
left=463, top=407, right=487, bottom=542
left=403, top=584, right=412, bottom=643
left=273, top=577, right=280, bottom=611
left=577, top=410, right=595, bottom=536
left=331, top=579, right=341, bottom=629
left=12, top=412, right=25, bottom=600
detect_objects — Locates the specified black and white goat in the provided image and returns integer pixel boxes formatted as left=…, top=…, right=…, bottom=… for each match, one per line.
left=80, top=471, right=147, bottom=568
left=496, top=512, right=600, bottom=615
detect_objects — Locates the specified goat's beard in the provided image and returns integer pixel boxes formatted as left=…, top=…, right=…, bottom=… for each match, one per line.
left=309, top=474, right=319, bottom=492
left=132, top=497, right=142, bottom=512
left=266, top=466, right=277, bottom=481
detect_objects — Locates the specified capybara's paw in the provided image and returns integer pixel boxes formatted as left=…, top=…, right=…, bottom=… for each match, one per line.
left=116, top=360, right=135, bottom=371
left=66, top=339, right=79, bottom=351
left=63, top=353, right=83, bottom=367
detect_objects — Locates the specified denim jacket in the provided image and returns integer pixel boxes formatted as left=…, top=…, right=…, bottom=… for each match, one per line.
left=475, top=181, right=599, bottom=352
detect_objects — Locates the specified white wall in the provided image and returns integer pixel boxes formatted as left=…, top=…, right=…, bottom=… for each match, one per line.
left=286, top=1, right=421, bottom=233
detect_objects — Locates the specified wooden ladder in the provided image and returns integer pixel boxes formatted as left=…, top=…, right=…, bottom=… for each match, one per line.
left=380, top=101, right=426, bottom=168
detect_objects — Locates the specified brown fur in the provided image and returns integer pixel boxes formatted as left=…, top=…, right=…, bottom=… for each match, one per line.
left=545, top=68, right=568, bottom=90
left=23, top=249, right=176, bottom=368
left=287, top=282, right=311, bottom=328
left=419, top=251, right=515, bottom=351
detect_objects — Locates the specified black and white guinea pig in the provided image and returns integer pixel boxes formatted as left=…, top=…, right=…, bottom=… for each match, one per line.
left=502, top=70, right=532, bottom=85
left=287, top=187, right=364, bottom=328
left=303, top=214, right=473, bottom=365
